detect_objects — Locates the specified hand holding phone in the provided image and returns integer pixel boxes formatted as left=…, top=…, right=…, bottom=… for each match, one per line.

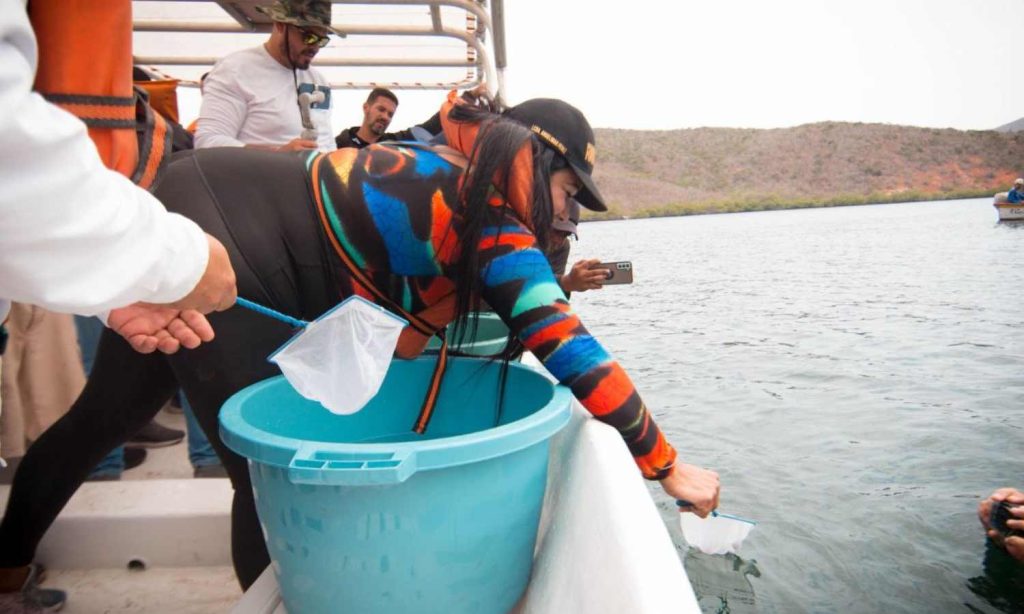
left=981, top=489, right=1024, bottom=561
left=991, top=501, right=1024, bottom=538
left=595, top=261, right=633, bottom=285
left=562, top=259, right=608, bottom=293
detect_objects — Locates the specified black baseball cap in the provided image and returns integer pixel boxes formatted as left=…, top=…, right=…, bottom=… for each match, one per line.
left=505, top=99, right=607, bottom=212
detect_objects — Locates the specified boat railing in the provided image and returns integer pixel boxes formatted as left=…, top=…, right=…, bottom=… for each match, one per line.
left=131, top=0, right=506, bottom=100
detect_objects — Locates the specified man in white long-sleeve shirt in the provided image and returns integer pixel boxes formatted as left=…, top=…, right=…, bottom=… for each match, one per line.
left=0, top=4, right=238, bottom=611
left=0, top=2, right=237, bottom=352
left=195, top=0, right=338, bottom=152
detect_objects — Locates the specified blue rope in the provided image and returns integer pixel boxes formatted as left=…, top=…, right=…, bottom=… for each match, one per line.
left=235, top=298, right=308, bottom=329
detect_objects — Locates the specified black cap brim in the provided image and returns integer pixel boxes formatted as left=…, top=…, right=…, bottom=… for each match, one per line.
left=569, top=162, right=607, bottom=212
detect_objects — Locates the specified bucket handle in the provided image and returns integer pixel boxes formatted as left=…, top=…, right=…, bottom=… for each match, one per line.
left=287, top=447, right=418, bottom=486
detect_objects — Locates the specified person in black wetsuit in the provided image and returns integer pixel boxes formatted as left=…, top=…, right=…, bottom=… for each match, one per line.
left=0, top=94, right=722, bottom=595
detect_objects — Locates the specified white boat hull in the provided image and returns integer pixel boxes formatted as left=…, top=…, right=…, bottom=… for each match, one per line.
left=995, top=203, right=1024, bottom=220
left=993, top=192, right=1024, bottom=220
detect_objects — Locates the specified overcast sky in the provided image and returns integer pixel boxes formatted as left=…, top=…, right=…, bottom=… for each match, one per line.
left=501, top=0, right=1024, bottom=131
left=173, top=0, right=1024, bottom=133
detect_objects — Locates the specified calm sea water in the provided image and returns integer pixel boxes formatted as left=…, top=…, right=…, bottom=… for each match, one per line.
left=567, top=198, right=1024, bottom=614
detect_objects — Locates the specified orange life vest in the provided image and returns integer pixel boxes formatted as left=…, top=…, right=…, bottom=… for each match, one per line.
left=29, top=0, right=172, bottom=189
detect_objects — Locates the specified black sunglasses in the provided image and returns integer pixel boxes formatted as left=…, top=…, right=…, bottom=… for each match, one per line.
left=295, top=26, right=330, bottom=48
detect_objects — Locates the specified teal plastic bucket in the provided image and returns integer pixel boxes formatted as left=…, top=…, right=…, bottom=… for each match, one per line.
left=220, top=356, right=571, bottom=614
left=425, top=312, right=510, bottom=356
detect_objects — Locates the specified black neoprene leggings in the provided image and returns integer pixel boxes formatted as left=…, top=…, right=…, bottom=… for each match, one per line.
left=0, top=149, right=342, bottom=588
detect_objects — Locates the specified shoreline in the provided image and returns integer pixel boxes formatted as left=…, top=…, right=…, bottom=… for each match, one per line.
left=583, top=188, right=1000, bottom=222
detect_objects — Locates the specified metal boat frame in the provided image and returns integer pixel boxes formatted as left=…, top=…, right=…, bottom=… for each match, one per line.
left=132, top=0, right=506, bottom=99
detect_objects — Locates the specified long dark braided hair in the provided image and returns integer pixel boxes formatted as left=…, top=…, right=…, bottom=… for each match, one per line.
left=444, top=102, right=561, bottom=355
left=439, top=101, right=574, bottom=426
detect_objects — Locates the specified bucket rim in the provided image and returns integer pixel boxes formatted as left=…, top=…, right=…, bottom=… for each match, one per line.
left=219, top=356, right=571, bottom=484
left=424, top=311, right=507, bottom=353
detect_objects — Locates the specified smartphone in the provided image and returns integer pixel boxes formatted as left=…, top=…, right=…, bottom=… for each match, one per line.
left=990, top=501, right=1023, bottom=538
left=595, top=261, right=633, bottom=285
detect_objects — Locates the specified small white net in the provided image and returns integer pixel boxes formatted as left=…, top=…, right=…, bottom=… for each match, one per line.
left=679, top=512, right=755, bottom=555
left=269, top=296, right=406, bottom=415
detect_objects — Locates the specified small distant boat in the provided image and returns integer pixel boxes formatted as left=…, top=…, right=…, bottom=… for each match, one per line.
left=993, top=192, right=1024, bottom=221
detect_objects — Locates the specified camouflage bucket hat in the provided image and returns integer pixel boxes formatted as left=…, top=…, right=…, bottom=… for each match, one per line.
left=255, top=0, right=344, bottom=36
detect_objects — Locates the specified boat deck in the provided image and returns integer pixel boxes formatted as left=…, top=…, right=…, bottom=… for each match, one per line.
left=3, top=393, right=699, bottom=613
left=48, top=567, right=240, bottom=614
left=2, top=407, right=243, bottom=612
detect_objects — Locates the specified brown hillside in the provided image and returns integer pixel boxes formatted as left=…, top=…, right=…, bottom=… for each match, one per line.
left=589, top=123, right=1024, bottom=219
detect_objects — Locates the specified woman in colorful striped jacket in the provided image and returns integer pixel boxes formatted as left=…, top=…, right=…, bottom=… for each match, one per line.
left=0, top=92, right=720, bottom=590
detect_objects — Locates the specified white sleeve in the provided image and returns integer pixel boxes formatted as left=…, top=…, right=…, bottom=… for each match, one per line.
left=0, top=4, right=209, bottom=317
left=194, top=61, right=248, bottom=149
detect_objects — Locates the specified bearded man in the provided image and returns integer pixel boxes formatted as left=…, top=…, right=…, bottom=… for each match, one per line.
left=334, top=87, right=444, bottom=149
left=195, top=0, right=340, bottom=151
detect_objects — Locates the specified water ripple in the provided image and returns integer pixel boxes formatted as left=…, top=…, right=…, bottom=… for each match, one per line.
left=572, top=199, right=1024, bottom=614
